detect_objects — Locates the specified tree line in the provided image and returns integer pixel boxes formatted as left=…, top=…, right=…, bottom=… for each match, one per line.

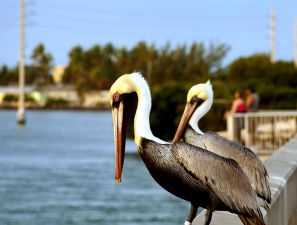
left=0, top=42, right=229, bottom=88
left=1, top=42, right=297, bottom=138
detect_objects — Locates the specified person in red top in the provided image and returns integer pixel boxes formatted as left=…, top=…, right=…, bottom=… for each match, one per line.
left=224, top=90, right=247, bottom=120
left=224, top=90, right=247, bottom=144
left=230, top=90, right=247, bottom=113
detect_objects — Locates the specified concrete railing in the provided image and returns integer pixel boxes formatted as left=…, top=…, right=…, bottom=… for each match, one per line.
left=193, top=135, right=297, bottom=225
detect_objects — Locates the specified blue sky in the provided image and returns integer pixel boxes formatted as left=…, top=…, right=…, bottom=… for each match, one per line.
left=0, top=0, right=296, bottom=67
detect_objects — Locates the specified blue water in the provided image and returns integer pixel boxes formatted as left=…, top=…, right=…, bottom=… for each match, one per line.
left=0, top=110, right=188, bottom=225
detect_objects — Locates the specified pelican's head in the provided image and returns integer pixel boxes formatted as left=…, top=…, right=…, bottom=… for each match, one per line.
left=186, top=80, right=213, bottom=104
left=109, top=73, right=141, bottom=183
left=173, top=80, right=213, bottom=142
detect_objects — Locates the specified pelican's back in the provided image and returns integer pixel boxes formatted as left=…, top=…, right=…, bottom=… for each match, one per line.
left=184, top=126, right=271, bottom=204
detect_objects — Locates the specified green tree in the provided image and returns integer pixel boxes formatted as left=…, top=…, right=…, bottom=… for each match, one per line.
left=63, top=45, right=85, bottom=85
left=29, top=43, right=53, bottom=86
left=0, top=65, right=18, bottom=85
left=150, top=82, right=190, bottom=140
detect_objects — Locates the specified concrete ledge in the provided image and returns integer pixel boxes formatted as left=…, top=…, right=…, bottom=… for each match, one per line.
left=193, top=135, right=297, bottom=225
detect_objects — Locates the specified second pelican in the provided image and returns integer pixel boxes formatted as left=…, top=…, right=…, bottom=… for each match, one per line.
left=173, top=81, right=271, bottom=207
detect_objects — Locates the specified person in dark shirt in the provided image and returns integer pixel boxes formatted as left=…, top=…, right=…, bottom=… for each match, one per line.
left=246, top=87, right=260, bottom=112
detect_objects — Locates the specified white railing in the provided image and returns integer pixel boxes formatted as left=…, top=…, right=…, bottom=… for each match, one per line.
left=227, top=111, right=297, bottom=154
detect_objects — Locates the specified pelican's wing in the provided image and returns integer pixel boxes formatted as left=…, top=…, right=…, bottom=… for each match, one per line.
left=185, top=129, right=271, bottom=203
left=171, top=141, right=263, bottom=219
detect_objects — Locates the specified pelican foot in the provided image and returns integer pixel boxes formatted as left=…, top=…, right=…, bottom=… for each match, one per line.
left=184, top=221, right=191, bottom=225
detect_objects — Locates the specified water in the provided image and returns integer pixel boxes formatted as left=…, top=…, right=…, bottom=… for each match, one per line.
left=0, top=110, right=188, bottom=225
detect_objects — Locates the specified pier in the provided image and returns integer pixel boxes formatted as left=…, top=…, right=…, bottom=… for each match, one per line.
left=193, top=135, right=297, bottom=225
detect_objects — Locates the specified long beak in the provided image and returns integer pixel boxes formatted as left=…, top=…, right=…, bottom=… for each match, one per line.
left=173, top=101, right=198, bottom=142
left=112, top=101, right=126, bottom=183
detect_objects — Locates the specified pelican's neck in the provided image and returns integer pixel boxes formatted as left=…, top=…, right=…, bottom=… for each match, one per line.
left=132, top=76, right=168, bottom=147
left=188, top=96, right=213, bottom=135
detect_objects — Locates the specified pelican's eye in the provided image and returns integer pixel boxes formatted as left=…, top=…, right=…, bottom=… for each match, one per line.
left=190, top=96, right=199, bottom=104
left=112, top=92, right=122, bottom=107
left=190, top=96, right=204, bottom=105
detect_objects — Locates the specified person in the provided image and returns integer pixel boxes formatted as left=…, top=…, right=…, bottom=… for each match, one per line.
left=246, top=87, right=260, bottom=112
left=224, top=90, right=247, bottom=120
left=224, top=90, right=247, bottom=144
left=230, top=90, right=247, bottom=113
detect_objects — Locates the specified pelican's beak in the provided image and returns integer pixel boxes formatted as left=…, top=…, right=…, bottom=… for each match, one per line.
left=112, top=101, right=126, bottom=183
left=173, top=98, right=204, bottom=142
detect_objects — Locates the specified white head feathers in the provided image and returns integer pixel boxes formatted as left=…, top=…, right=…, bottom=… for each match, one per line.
left=110, top=72, right=167, bottom=146
left=187, top=80, right=213, bottom=103
left=188, top=80, right=214, bottom=135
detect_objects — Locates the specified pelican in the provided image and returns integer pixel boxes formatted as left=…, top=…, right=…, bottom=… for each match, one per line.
left=110, top=73, right=265, bottom=225
left=173, top=81, right=271, bottom=208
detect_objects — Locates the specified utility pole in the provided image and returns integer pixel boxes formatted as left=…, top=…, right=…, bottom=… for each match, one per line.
left=294, top=17, right=297, bottom=68
left=17, top=0, right=26, bottom=124
left=270, top=8, right=276, bottom=63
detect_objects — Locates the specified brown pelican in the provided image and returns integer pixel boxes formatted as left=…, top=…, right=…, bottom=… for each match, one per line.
left=110, top=73, right=265, bottom=225
left=173, top=81, right=271, bottom=208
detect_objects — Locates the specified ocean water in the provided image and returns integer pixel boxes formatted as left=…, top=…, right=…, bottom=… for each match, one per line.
left=0, top=110, right=188, bottom=225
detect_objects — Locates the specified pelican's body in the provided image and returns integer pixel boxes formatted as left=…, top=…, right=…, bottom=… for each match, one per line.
left=174, top=81, right=271, bottom=206
left=139, top=138, right=261, bottom=214
left=110, top=73, right=265, bottom=225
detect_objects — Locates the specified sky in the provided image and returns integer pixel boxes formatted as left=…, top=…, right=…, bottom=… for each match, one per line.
left=0, top=0, right=296, bottom=67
